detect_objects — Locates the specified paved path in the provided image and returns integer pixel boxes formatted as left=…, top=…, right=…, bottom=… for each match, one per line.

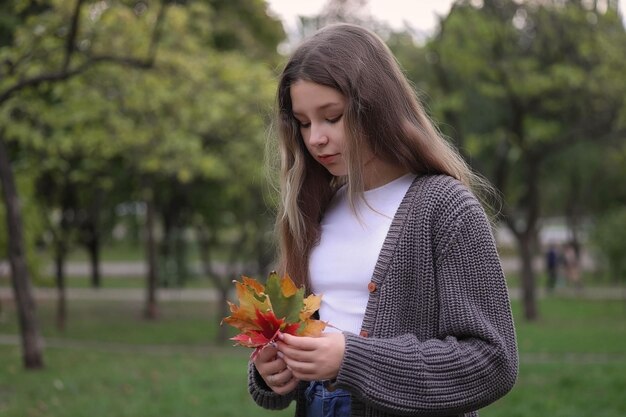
left=0, top=286, right=623, bottom=303
left=0, top=287, right=220, bottom=302
left=0, top=253, right=597, bottom=278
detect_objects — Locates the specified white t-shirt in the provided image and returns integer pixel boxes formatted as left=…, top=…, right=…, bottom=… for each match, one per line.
left=309, top=173, right=416, bottom=334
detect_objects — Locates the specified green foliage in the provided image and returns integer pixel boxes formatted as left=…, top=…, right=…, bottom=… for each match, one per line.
left=205, top=0, right=285, bottom=59
left=390, top=2, right=626, bottom=322
left=590, top=207, right=626, bottom=282
left=418, top=0, right=626, bottom=207
left=0, top=0, right=283, bottom=290
left=0, top=0, right=53, bottom=47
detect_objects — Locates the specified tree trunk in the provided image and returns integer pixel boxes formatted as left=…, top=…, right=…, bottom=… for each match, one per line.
left=84, top=193, right=102, bottom=288
left=196, top=222, right=238, bottom=344
left=0, top=136, right=44, bottom=369
left=517, top=233, right=538, bottom=321
left=54, top=178, right=76, bottom=331
left=87, top=232, right=101, bottom=288
left=159, top=214, right=172, bottom=288
left=504, top=157, right=542, bottom=322
left=564, top=169, right=584, bottom=254
left=54, top=246, right=67, bottom=332
left=217, top=287, right=230, bottom=344
left=144, top=197, right=158, bottom=320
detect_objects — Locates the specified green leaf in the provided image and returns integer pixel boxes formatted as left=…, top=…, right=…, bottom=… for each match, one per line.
left=265, top=272, right=304, bottom=323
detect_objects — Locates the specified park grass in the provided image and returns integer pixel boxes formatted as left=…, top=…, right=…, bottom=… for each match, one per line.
left=0, top=297, right=625, bottom=416
left=0, top=346, right=294, bottom=417
left=511, top=296, right=626, bottom=354
left=39, top=241, right=161, bottom=263
left=29, top=275, right=148, bottom=289
left=482, top=297, right=626, bottom=416
left=0, top=300, right=222, bottom=345
left=482, top=361, right=626, bottom=417
left=503, top=270, right=622, bottom=290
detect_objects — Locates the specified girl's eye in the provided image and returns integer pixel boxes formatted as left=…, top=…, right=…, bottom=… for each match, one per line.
left=327, top=114, right=343, bottom=124
left=298, top=120, right=311, bottom=128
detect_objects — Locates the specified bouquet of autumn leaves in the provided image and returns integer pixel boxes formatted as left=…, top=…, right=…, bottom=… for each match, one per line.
left=221, top=272, right=327, bottom=360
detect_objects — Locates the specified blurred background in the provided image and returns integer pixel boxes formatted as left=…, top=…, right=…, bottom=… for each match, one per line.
left=0, top=0, right=625, bottom=416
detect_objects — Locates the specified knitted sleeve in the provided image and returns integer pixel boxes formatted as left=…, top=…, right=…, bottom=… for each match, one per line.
left=247, top=361, right=297, bottom=410
left=336, top=188, right=518, bottom=415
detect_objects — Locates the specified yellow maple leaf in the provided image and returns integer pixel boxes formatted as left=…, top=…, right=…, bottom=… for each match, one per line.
left=280, top=274, right=299, bottom=297
left=298, top=318, right=327, bottom=336
left=300, top=294, right=322, bottom=321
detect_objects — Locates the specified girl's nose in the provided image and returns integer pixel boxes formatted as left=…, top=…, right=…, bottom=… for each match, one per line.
left=309, top=125, right=329, bottom=147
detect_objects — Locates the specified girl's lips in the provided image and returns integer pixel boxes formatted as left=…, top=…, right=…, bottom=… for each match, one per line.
left=318, top=154, right=339, bottom=164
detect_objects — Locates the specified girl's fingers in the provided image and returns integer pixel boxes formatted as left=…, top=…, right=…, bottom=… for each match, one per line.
left=261, top=361, right=299, bottom=394
left=279, top=332, right=317, bottom=349
left=253, top=345, right=278, bottom=364
left=271, top=366, right=295, bottom=386
left=277, top=342, right=317, bottom=362
left=277, top=333, right=325, bottom=363
left=272, top=376, right=300, bottom=396
left=275, top=332, right=346, bottom=381
left=253, top=346, right=291, bottom=380
left=281, top=357, right=317, bottom=376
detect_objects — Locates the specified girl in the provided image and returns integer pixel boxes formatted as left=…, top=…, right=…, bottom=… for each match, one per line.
left=249, top=23, right=518, bottom=417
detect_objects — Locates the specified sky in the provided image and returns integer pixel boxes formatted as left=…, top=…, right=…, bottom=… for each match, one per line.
left=266, top=0, right=626, bottom=42
left=266, top=0, right=455, bottom=37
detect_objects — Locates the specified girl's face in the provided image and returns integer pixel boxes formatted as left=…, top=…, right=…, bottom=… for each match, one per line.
left=290, top=80, right=405, bottom=189
left=290, top=80, right=350, bottom=177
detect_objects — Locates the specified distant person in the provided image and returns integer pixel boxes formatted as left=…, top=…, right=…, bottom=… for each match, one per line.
left=545, top=243, right=559, bottom=292
left=247, top=23, right=518, bottom=417
left=563, top=242, right=582, bottom=289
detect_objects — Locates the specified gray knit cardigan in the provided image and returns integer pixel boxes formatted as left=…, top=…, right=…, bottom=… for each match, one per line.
left=248, top=175, right=518, bottom=416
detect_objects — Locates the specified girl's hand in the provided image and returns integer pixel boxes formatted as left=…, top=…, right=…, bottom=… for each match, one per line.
left=252, top=345, right=299, bottom=395
left=277, top=332, right=345, bottom=381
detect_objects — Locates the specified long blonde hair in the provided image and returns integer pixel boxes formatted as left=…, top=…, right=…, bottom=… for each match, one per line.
left=271, top=23, right=489, bottom=288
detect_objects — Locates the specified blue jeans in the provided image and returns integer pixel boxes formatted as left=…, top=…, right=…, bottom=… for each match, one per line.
left=305, top=380, right=351, bottom=417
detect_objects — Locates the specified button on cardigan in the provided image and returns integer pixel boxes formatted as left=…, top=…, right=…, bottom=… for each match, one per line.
left=248, top=175, right=518, bottom=417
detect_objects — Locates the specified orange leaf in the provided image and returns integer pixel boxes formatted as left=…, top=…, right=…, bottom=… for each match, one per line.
left=234, top=280, right=271, bottom=317
left=297, top=318, right=327, bottom=337
left=242, top=275, right=265, bottom=294
left=300, top=294, right=322, bottom=321
left=221, top=301, right=260, bottom=333
left=280, top=274, right=298, bottom=297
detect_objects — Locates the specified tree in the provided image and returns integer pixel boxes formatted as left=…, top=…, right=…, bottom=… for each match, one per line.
left=584, top=135, right=626, bottom=284
left=0, top=0, right=167, bottom=369
left=205, top=0, right=284, bottom=60
left=187, top=57, right=277, bottom=341
left=422, top=0, right=626, bottom=320
left=3, top=0, right=284, bottom=326
left=590, top=207, right=626, bottom=284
